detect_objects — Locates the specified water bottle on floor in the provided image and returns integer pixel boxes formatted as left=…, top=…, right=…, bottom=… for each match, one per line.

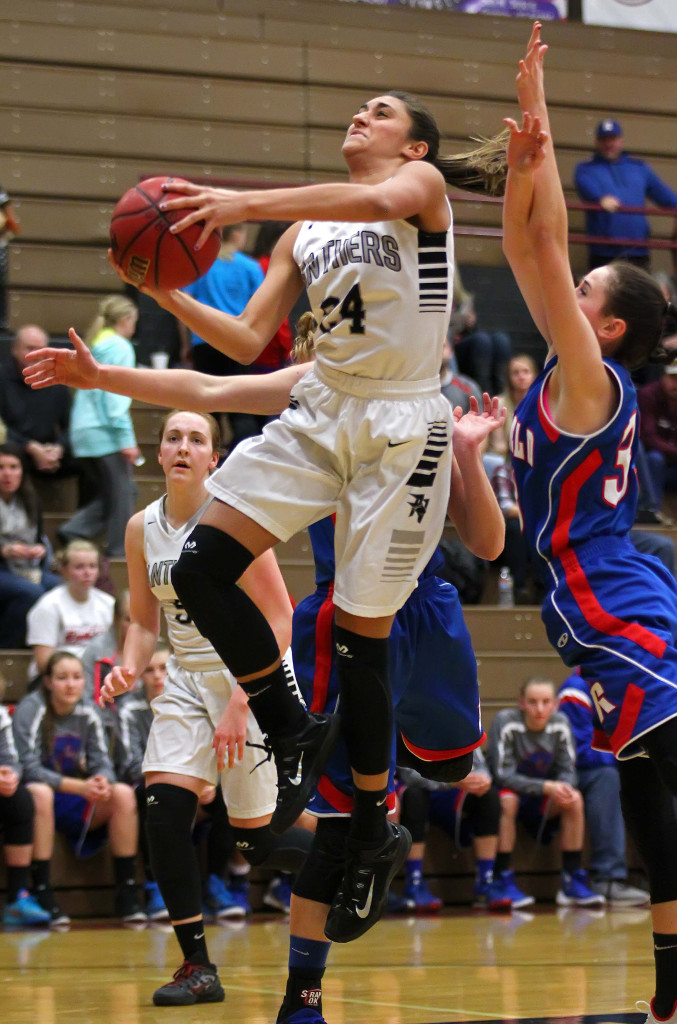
left=498, top=567, right=514, bottom=606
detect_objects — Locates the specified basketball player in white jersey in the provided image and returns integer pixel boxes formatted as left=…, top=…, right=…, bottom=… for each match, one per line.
left=99, top=408, right=313, bottom=1006
left=42, top=91, right=508, bottom=941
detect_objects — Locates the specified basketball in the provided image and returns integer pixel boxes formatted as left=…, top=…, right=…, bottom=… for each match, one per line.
left=109, top=176, right=221, bottom=290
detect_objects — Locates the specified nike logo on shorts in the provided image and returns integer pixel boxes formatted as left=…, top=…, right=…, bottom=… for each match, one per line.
left=387, top=440, right=408, bottom=447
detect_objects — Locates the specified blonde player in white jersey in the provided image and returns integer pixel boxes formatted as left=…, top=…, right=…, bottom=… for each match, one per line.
left=99, top=408, right=313, bottom=1007
left=108, top=93, right=507, bottom=942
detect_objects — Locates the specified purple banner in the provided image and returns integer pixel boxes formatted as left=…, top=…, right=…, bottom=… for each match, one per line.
left=338, top=0, right=567, bottom=17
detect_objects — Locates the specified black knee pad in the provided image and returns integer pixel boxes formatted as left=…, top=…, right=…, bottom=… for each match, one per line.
left=232, top=824, right=313, bottom=872
left=397, top=736, right=473, bottom=785
left=171, top=524, right=279, bottom=677
left=335, top=626, right=392, bottom=776
left=293, top=817, right=349, bottom=906
left=466, top=786, right=501, bottom=838
left=0, top=785, right=34, bottom=846
left=619, top=756, right=677, bottom=904
left=145, top=783, right=202, bottom=920
left=399, top=784, right=431, bottom=844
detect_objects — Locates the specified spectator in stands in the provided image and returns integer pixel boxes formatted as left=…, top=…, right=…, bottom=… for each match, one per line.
left=440, top=337, right=483, bottom=416
left=491, top=459, right=545, bottom=606
left=26, top=539, right=115, bottom=678
left=81, top=589, right=132, bottom=707
left=486, top=353, right=539, bottom=466
left=574, top=118, right=677, bottom=271
left=0, top=325, right=74, bottom=481
left=123, top=284, right=183, bottom=369
left=0, top=184, right=20, bottom=333
left=487, top=676, right=605, bottom=910
left=181, top=225, right=265, bottom=450
left=0, top=442, right=61, bottom=649
left=58, top=295, right=140, bottom=557
left=449, top=264, right=512, bottom=396
left=396, top=748, right=509, bottom=913
left=638, top=365, right=677, bottom=508
left=557, top=671, right=650, bottom=907
left=0, top=682, right=51, bottom=927
left=12, top=650, right=145, bottom=925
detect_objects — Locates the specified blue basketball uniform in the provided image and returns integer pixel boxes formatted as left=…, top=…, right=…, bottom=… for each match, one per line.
left=511, top=356, right=677, bottom=759
left=292, top=516, right=483, bottom=815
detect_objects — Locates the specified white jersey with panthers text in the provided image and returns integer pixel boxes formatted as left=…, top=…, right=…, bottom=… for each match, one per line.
left=292, top=202, right=454, bottom=384
left=143, top=496, right=223, bottom=671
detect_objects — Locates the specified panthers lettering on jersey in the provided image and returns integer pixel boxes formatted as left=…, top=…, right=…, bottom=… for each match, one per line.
left=293, top=207, right=454, bottom=383
left=510, top=356, right=639, bottom=584
left=144, top=496, right=224, bottom=671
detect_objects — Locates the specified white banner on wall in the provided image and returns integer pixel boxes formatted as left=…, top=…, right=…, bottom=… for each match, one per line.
left=338, top=0, right=567, bottom=18
left=583, top=0, right=677, bottom=32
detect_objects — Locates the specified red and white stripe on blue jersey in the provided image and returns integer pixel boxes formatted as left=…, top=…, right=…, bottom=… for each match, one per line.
left=510, top=356, right=639, bottom=584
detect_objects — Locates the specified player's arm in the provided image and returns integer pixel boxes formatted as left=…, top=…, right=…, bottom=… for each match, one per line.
left=160, top=161, right=449, bottom=246
left=113, top=224, right=305, bottom=364
left=446, top=396, right=505, bottom=561
left=23, top=330, right=312, bottom=416
left=101, top=514, right=160, bottom=704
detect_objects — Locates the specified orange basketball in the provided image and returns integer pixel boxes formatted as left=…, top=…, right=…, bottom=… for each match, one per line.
left=110, top=176, right=221, bottom=290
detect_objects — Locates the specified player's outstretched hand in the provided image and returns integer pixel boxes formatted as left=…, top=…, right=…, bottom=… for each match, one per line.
left=99, top=666, right=137, bottom=708
left=22, top=328, right=100, bottom=391
left=159, top=180, right=247, bottom=250
left=504, top=112, right=548, bottom=177
left=453, top=393, right=507, bottom=449
left=516, top=21, right=548, bottom=115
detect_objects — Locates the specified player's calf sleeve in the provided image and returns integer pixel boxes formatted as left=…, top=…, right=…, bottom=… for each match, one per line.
left=171, top=524, right=280, bottom=678
left=334, top=625, right=391, bottom=777
left=399, top=785, right=431, bottom=844
left=145, top=784, right=203, bottom=921
left=293, top=817, right=350, bottom=906
left=470, top=786, right=501, bottom=838
left=232, top=824, right=313, bottom=871
left=619, top=756, right=677, bottom=904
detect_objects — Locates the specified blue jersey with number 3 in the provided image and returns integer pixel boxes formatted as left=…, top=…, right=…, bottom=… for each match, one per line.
left=510, top=356, right=638, bottom=582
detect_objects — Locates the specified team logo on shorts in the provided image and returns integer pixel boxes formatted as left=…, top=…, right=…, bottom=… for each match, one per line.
left=408, top=494, right=429, bottom=524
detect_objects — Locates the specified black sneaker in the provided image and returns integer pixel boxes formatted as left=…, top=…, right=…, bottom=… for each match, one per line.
left=269, top=712, right=340, bottom=836
left=324, top=822, right=412, bottom=943
left=153, top=953, right=225, bottom=1006
left=34, top=885, right=71, bottom=927
left=114, top=880, right=148, bottom=925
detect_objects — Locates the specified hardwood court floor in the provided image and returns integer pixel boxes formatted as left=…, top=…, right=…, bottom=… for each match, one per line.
left=0, top=906, right=654, bottom=1024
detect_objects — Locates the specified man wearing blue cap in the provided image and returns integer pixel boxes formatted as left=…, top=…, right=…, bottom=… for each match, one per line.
left=574, top=118, right=677, bottom=270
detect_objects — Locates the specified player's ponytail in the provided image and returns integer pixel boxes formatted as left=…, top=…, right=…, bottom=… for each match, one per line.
left=84, top=294, right=138, bottom=347
left=391, top=91, right=508, bottom=197
left=292, top=311, right=318, bottom=363
left=603, top=261, right=671, bottom=371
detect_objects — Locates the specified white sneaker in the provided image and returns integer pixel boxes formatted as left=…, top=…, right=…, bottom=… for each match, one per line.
left=637, top=999, right=677, bottom=1024
left=590, top=879, right=650, bottom=907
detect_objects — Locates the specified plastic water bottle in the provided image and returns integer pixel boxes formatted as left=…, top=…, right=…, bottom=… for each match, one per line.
left=497, top=567, right=514, bottom=606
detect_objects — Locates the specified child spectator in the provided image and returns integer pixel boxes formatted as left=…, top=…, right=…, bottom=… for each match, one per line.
left=0, top=442, right=61, bottom=649
left=26, top=539, right=115, bottom=678
left=557, top=671, right=650, bottom=907
left=12, top=650, right=145, bottom=925
left=0, top=686, right=51, bottom=926
left=397, top=747, right=509, bottom=913
left=487, top=676, right=605, bottom=910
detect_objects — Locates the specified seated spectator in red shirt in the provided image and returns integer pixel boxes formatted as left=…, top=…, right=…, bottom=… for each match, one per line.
left=638, top=365, right=677, bottom=507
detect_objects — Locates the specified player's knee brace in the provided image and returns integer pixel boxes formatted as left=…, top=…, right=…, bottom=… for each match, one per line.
left=0, top=784, right=34, bottom=846
left=293, top=817, right=349, bottom=906
left=335, top=626, right=391, bottom=776
left=619, top=756, right=677, bottom=904
left=396, top=736, right=473, bottom=785
left=145, top=783, right=202, bottom=920
left=171, top=524, right=279, bottom=677
left=468, top=786, right=501, bottom=838
left=641, top=718, right=677, bottom=798
left=399, top=784, right=431, bottom=844
left=232, top=824, right=313, bottom=872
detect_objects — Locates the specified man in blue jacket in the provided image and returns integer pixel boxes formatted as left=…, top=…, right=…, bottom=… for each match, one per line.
left=574, top=118, right=677, bottom=271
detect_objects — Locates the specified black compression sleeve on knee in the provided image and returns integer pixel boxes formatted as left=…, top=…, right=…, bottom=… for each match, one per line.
left=334, top=625, right=392, bottom=777
left=466, top=786, right=501, bottom=838
left=642, top=718, right=677, bottom=798
left=619, top=756, right=677, bottom=904
left=0, top=785, right=34, bottom=846
left=171, top=524, right=280, bottom=678
left=232, top=824, right=313, bottom=871
left=399, top=785, right=431, bottom=844
left=293, top=817, right=349, bottom=906
left=145, top=784, right=202, bottom=921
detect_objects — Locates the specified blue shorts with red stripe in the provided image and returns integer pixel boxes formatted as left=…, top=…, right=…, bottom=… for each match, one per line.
left=541, top=536, right=677, bottom=760
left=53, top=792, right=108, bottom=858
left=292, top=574, right=483, bottom=816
